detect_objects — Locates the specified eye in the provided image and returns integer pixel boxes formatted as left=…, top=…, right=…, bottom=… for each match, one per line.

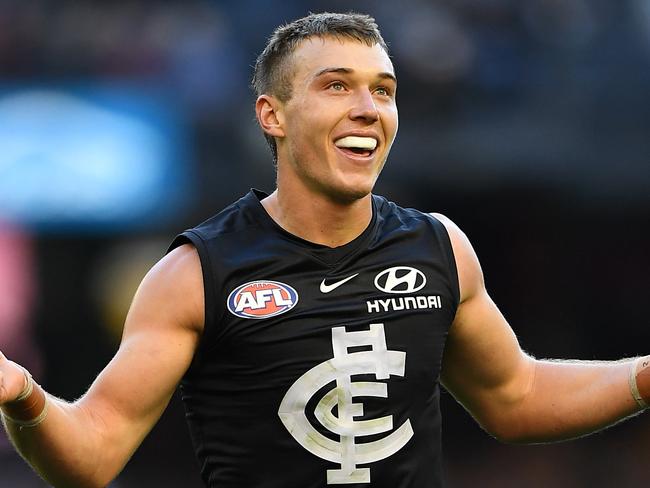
left=328, top=81, right=346, bottom=91
left=374, top=86, right=391, bottom=97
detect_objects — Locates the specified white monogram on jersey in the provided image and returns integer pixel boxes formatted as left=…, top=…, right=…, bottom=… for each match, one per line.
left=278, top=323, right=414, bottom=485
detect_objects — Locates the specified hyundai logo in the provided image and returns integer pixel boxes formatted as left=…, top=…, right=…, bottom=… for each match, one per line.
left=374, top=267, right=426, bottom=294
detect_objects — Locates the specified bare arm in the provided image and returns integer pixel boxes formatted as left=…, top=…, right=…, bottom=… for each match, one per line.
left=0, top=243, right=203, bottom=487
left=435, top=214, right=647, bottom=443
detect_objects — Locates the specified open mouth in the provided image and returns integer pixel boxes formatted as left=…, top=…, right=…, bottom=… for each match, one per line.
left=334, top=136, right=378, bottom=159
left=338, top=146, right=375, bottom=158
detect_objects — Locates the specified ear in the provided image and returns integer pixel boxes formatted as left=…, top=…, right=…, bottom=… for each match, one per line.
left=255, top=95, right=285, bottom=139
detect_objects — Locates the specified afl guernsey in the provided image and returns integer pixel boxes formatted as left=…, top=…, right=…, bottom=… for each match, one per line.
left=168, top=190, right=460, bottom=488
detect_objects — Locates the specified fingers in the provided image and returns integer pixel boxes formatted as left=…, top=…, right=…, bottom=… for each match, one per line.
left=0, top=359, right=27, bottom=405
left=0, top=369, right=7, bottom=404
left=0, top=353, right=7, bottom=403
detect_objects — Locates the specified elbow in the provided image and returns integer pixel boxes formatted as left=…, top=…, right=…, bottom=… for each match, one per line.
left=483, top=360, right=540, bottom=444
left=40, top=470, right=116, bottom=488
left=478, top=416, right=529, bottom=445
left=487, top=425, right=530, bottom=445
left=84, top=470, right=118, bottom=488
left=473, top=390, right=537, bottom=444
left=486, top=424, right=554, bottom=445
left=477, top=404, right=548, bottom=445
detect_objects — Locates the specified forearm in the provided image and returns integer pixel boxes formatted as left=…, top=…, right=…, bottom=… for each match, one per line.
left=2, top=379, right=126, bottom=488
left=493, top=357, right=647, bottom=443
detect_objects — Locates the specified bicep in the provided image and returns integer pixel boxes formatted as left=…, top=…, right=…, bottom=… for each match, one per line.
left=78, top=244, right=203, bottom=468
left=434, top=214, right=533, bottom=424
left=441, top=290, right=533, bottom=412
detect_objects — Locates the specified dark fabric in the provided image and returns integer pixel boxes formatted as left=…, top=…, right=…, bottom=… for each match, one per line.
left=168, top=190, right=460, bottom=487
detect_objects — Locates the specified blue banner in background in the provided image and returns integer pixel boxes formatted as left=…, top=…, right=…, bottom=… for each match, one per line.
left=0, top=85, right=192, bottom=233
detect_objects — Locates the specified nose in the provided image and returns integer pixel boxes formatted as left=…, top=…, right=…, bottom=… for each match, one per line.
left=349, top=89, right=379, bottom=123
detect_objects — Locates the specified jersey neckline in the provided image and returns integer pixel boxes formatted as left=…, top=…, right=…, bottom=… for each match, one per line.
left=246, top=189, right=381, bottom=266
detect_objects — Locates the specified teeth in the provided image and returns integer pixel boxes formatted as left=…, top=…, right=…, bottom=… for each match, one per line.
left=334, top=136, right=377, bottom=151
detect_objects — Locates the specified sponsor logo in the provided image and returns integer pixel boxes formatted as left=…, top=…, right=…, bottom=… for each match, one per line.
left=319, top=273, right=360, bottom=294
left=227, top=280, right=298, bottom=319
left=278, top=324, right=413, bottom=485
left=374, top=266, right=426, bottom=294
left=367, top=295, right=442, bottom=314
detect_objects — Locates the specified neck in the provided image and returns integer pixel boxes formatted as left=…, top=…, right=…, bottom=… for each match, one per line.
left=261, top=188, right=373, bottom=248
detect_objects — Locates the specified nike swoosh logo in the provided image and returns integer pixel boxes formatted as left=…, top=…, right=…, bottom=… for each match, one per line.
left=319, top=273, right=360, bottom=293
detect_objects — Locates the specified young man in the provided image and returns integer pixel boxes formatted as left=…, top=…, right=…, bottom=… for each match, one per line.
left=1, top=12, right=649, bottom=488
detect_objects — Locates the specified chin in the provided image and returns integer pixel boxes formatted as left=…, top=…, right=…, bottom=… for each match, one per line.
left=324, top=182, right=374, bottom=205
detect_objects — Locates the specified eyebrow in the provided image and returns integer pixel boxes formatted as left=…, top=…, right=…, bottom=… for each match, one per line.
left=313, top=67, right=397, bottom=84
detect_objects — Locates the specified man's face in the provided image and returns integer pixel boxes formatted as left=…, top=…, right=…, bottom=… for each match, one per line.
left=276, top=36, right=398, bottom=204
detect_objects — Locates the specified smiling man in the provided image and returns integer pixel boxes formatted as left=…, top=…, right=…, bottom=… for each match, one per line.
left=1, top=12, right=649, bottom=488
left=255, top=29, right=398, bottom=246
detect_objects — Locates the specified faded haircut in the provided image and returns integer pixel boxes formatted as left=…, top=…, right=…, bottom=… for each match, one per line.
left=252, top=12, right=389, bottom=162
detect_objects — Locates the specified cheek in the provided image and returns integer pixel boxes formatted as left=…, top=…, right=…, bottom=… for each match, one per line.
left=294, top=118, right=332, bottom=153
left=284, top=95, right=342, bottom=156
left=382, top=107, right=399, bottom=144
left=386, top=105, right=399, bottom=128
left=286, top=123, right=328, bottom=167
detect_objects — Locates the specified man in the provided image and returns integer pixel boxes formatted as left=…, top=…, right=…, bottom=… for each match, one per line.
left=1, top=12, right=649, bottom=488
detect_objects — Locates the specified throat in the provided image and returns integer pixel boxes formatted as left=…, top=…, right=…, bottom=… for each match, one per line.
left=261, top=190, right=373, bottom=248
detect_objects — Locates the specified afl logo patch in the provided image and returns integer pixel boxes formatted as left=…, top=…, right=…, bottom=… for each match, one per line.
left=227, top=280, right=299, bottom=319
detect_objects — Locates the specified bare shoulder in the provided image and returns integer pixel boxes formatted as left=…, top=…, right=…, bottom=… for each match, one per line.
left=430, top=212, right=484, bottom=303
left=151, top=243, right=202, bottom=285
left=127, top=243, right=205, bottom=336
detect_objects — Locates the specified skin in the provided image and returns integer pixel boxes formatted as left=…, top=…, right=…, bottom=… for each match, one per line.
left=0, top=36, right=646, bottom=487
left=257, top=37, right=398, bottom=247
left=0, top=244, right=203, bottom=486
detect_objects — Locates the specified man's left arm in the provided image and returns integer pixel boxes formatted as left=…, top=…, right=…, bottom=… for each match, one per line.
left=435, top=213, right=649, bottom=443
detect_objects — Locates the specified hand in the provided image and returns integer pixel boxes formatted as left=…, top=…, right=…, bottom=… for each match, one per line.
left=0, top=351, right=29, bottom=406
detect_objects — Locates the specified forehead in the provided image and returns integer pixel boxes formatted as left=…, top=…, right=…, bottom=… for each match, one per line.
left=289, top=36, right=394, bottom=84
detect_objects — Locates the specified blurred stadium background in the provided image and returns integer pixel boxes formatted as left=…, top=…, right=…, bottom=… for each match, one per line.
left=1, top=0, right=649, bottom=486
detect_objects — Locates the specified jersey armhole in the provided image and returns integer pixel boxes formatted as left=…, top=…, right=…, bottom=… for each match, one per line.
left=428, top=214, right=461, bottom=311
left=167, top=230, right=217, bottom=374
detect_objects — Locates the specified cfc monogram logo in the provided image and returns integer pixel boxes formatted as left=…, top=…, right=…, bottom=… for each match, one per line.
left=278, top=323, right=414, bottom=485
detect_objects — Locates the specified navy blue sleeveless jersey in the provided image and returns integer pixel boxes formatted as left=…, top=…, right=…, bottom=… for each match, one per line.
left=168, top=190, right=460, bottom=488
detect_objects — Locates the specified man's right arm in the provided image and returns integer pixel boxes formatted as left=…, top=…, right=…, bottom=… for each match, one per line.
left=0, top=243, right=204, bottom=488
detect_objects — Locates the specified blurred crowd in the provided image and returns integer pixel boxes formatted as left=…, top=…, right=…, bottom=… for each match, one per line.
left=2, top=0, right=649, bottom=206
left=1, top=1, right=649, bottom=486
